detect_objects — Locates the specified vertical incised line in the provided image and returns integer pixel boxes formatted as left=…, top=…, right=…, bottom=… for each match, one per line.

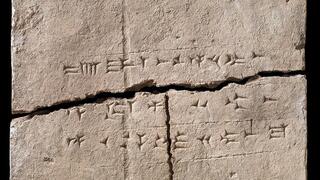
left=165, top=94, right=174, bottom=180
left=120, top=2, right=129, bottom=177
left=121, top=2, right=129, bottom=177
left=121, top=0, right=129, bottom=88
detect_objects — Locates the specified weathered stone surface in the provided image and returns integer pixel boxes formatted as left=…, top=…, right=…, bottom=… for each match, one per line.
left=10, top=93, right=170, bottom=180
left=168, top=76, right=306, bottom=179
left=11, top=76, right=306, bottom=179
left=12, top=0, right=306, bottom=113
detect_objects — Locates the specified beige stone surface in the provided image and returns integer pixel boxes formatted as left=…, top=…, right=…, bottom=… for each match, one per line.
left=12, top=0, right=306, bottom=113
left=10, top=93, right=170, bottom=180
left=11, top=76, right=306, bottom=179
left=168, top=76, right=306, bottom=180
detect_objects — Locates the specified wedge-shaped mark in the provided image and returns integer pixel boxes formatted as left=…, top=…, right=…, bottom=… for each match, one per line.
left=147, top=100, right=164, bottom=112
left=138, top=56, right=148, bottom=68
left=268, top=123, right=288, bottom=139
left=106, top=57, right=134, bottom=73
left=191, top=99, right=208, bottom=108
left=262, top=95, right=277, bottom=103
left=225, top=93, right=248, bottom=111
left=248, top=51, right=264, bottom=59
left=172, top=131, right=188, bottom=150
left=220, top=130, right=240, bottom=144
left=197, top=135, right=213, bottom=147
left=206, top=55, right=220, bottom=69
left=243, top=119, right=256, bottom=138
left=172, top=54, right=183, bottom=66
left=80, top=62, right=100, bottom=76
left=155, top=57, right=170, bottom=66
left=153, top=133, right=167, bottom=148
left=223, top=53, right=246, bottom=66
left=68, top=107, right=86, bottom=121
left=188, top=53, right=205, bottom=67
left=66, top=134, right=85, bottom=147
left=63, top=65, right=80, bottom=75
left=120, top=131, right=130, bottom=149
left=63, top=62, right=101, bottom=76
left=100, top=137, right=109, bottom=148
left=136, top=132, right=147, bottom=151
left=105, top=101, right=127, bottom=120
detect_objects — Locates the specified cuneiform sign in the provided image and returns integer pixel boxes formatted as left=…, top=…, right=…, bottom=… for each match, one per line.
left=168, top=76, right=306, bottom=180
left=10, top=76, right=306, bottom=180
left=12, top=0, right=306, bottom=113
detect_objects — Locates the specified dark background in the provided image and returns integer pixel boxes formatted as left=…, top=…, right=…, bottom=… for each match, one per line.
left=1, top=0, right=319, bottom=179
left=305, top=0, right=320, bottom=179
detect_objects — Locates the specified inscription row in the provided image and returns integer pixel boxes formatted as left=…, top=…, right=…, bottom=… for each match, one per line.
left=62, top=50, right=265, bottom=76
left=65, top=119, right=289, bottom=151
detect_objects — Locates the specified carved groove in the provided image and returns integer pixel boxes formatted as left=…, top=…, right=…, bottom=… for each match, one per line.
left=164, top=94, right=174, bottom=180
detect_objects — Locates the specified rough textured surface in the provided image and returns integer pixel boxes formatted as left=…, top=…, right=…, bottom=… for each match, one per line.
left=168, top=76, right=306, bottom=180
left=11, top=76, right=306, bottom=179
left=11, top=0, right=307, bottom=179
left=11, top=93, right=170, bottom=180
left=12, top=0, right=306, bottom=113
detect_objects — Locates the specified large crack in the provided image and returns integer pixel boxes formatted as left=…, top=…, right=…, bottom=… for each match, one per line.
left=165, top=94, right=174, bottom=180
left=12, top=70, right=305, bottom=119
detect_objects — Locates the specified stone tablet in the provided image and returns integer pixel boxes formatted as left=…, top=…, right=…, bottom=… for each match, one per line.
left=168, top=76, right=306, bottom=179
left=12, top=0, right=306, bottom=113
left=11, top=0, right=307, bottom=179
left=10, top=93, right=170, bottom=180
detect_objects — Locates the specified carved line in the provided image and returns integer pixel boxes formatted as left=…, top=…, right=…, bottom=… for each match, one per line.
left=182, top=150, right=277, bottom=162
left=171, top=119, right=258, bottom=126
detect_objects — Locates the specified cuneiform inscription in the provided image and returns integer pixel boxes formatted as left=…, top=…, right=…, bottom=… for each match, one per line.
left=116, top=48, right=267, bottom=71
left=172, top=119, right=288, bottom=149
left=106, top=58, right=135, bottom=73
left=105, top=100, right=135, bottom=120
left=63, top=62, right=100, bottom=76
left=136, top=132, right=147, bottom=151
left=138, top=56, right=147, bottom=68
left=268, top=123, right=288, bottom=139
left=147, top=100, right=164, bottom=112
left=100, top=137, right=109, bottom=148
left=60, top=120, right=288, bottom=152
left=152, top=52, right=249, bottom=68
left=153, top=134, right=167, bottom=148
left=172, top=54, right=183, bottom=66
left=120, top=131, right=130, bottom=149
left=105, top=101, right=126, bottom=119
left=206, top=55, right=220, bottom=68
left=135, top=50, right=263, bottom=68
left=80, top=62, right=100, bottom=75
left=63, top=65, right=79, bottom=74
left=220, top=53, right=246, bottom=66
left=155, top=54, right=185, bottom=66
left=197, top=135, right=213, bottom=147
left=172, top=131, right=188, bottom=150
left=187, top=53, right=205, bottom=67
left=68, top=107, right=86, bottom=121
left=225, top=93, right=248, bottom=111
left=220, top=119, right=257, bottom=144
left=66, top=134, right=85, bottom=147
left=220, top=130, right=240, bottom=144
left=63, top=50, right=265, bottom=76
left=263, top=95, right=277, bottom=103
left=243, top=119, right=255, bottom=138
left=191, top=99, right=208, bottom=108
